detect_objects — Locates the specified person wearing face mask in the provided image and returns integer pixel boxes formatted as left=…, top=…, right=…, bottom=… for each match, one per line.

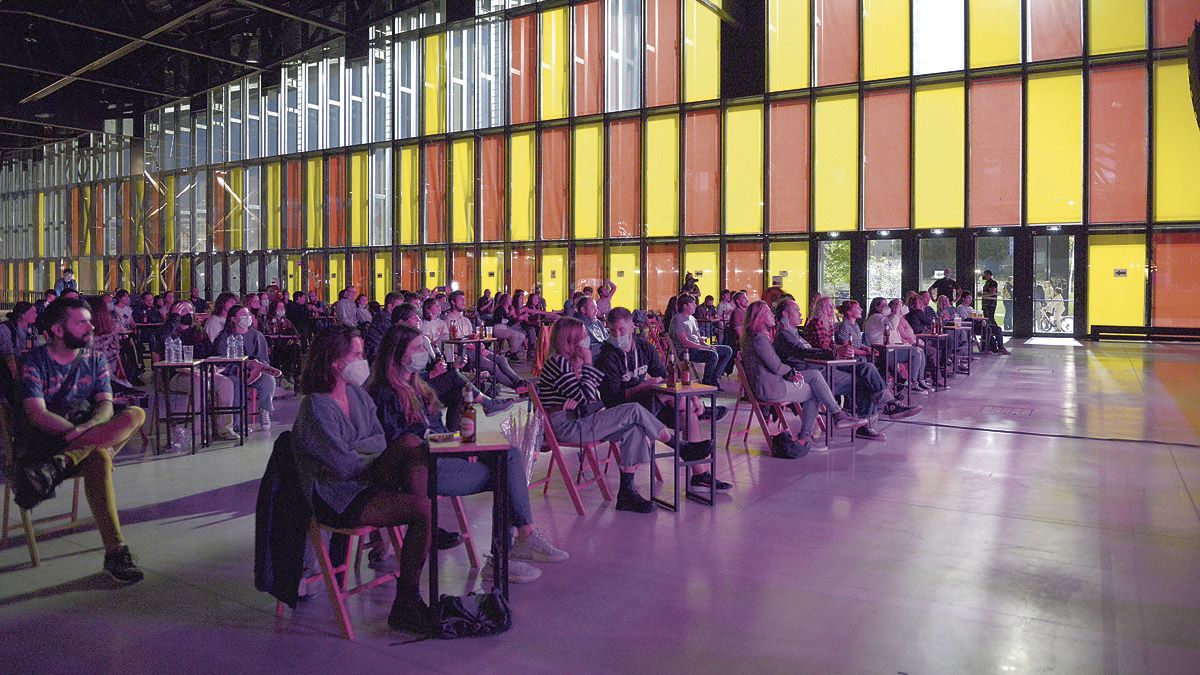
left=864, top=297, right=931, bottom=394
left=214, top=305, right=278, bottom=431
left=367, top=324, right=564, bottom=584
left=11, top=297, right=147, bottom=583
left=539, top=317, right=678, bottom=513
left=595, top=307, right=731, bottom=492
left=160, top=301, right=238, bottom=440
left=290, top=327, right=434, bottom=635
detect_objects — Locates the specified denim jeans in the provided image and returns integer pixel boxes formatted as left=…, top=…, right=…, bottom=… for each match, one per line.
left=436, top=446, right=533, bottom=535
left=828, top=362, right=887, bottom=417
left=689, top=345, right=732, bottom=386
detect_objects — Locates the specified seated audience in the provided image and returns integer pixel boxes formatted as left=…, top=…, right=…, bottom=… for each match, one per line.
left=363, top=292, right=404, bottom=363
left=158, top=301, right=238, bottom=440
left=670, top=294, right=733, bottom=387
left=490, top=292, right=527, bottom=359
left=771, top=299, right=866, bottom=431
left=205, top=291, right=239, bottom=343
left=0, top=301, right=36, bottom=400
left=263, top=299, right=302, bottom=383
left=864, top=297, right=930, bottom=394
left=442, top=291, right=524, bottom=390
left=189, top=287, right=209, bottom=314
left=576, top=296, right=609, bottom=359
left=595, top=279, right=616, bottom=316
left=213, top=305, right=278, bottom=431
left=291, top=327, right=432, bottom=634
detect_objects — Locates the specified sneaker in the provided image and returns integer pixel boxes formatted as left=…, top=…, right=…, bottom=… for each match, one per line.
left=482, top=557, right=542, bottom=583
left=699, top=405, right=729, bottom=422
left=482, top=397, right=516, bottom=417
left=832, top=411, right=867, bottom=430
left=215, top=428, right=240, bottom=441
left=680, top=440, right=713, bottom=463
left=259, top=410, right=272, bottom=431
left=689, top=471, right=732, bottom=492
left=856, top=426, right=887, bottom=442
left=12, top=457, right=66, bottom=510
left=511, top=528, right=569, bottom=563
left=103, top=545, right=145, bottom=584
left=435, top=527, right=463, bottom=551
left=883, top=402, right=922, bottom=420
left=910, top=385, right=930, bottom=395
left=615, top=488, right=654, bottom=513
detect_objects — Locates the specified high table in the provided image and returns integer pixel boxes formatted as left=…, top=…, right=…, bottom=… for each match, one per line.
left=804, top=358, right=859, bottom=447
left=646, top=382, right=719, bottom=510
left=445, top=335, right=497, bottom=383
left=427, top=431, right=512, bottom=603
left=871, top=343, right=913, bottom=407
left=947, top=325, right=973, bottom=376
left=972, top=318, right=1001, bottom=355
left=152, top=359, right=204, bottom=454
left=200, top=356, right=249, bottom=446
left=916, top=333, right=951, bottom=390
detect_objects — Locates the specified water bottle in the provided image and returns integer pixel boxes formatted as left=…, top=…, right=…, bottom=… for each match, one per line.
left=167, top=336, right=180, bottom=362
left=235, top=334, right=245, bottom=357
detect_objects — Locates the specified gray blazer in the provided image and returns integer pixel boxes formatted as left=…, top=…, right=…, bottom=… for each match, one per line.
left=292, top=385, right=388, bottom=513
left=740, top=332, right=795, bottom=403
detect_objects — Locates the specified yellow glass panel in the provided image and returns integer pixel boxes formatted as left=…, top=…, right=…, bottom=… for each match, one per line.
left=725, top=104, right=764, bottom=234
left=164, top=175, right=176, bottom=254
left=265, top=162, right=281, bottom=249
left=1088, top=234, right=1147, bottom=330
left=229, top=167, right=244, bottom=250
left=480, top=249, right=506, bottom=294
left=914, top=83, right=965, bottom=229
left=350, top=151, right=369, bottom=247
left=510, top=131, right=536, bottom=241
left=305, top=157, right=323, bottom=247
left=36, top=192, right=45, bottom=257
left=328, top=254, right=346, bottom=296
left=179, top=256, right=190, bottom=292
left=133, top=180, right=145, bottom=255
left=573, top=123, right=604, bottom=240
left=286, top=256, right=302, bottom=295
left=814, top=94, right=859, bottom=232
left=1089, top=0, right=1146, bottom=55
left=969, top=0, right=1021, bottom=68
left=451, top=138, right=475, bottom=243
left=645, top=114, right=680, bottom=237
left=540, top=7, right=570, bottom=120
left=684, top=243, right=720, bottom=301
left=863, top=0, right=910, bottom=80
left=541, top=247, right=568, bottom=309
left=398, top=145, right=419, bottom=245
left=373, top=252, right=392, bottom=302
left=424, top=249, right=445, bottom=289
left=1154, top=60, right=1200, bottom=221
left=769, top=0, right=810, bottom=91
left=1027, top=71, right=1082, bottom=225
left=607, top=246, right=641, bottom=310
left=684, top=0, right=721, bottom=102
left=423, top=33, right=446, bottom=135
left=768, top=241, right=810, bottom=311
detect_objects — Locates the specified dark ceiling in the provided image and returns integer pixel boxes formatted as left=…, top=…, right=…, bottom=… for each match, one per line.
left=0, top=0, right=421, bottom=158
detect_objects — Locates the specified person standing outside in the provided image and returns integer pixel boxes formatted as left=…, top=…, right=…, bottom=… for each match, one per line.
left=928, top=268, right=957, bottom=304
left=979, top=270, right=999, bottom=326
left=53, top=268, right=79, bottom=296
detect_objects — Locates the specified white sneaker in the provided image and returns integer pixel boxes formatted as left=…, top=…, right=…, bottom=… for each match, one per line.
left=215, top=428, right=240, bottom=441
left=259, top=410, right=272, bottom=430
left=510, top=528, right=569, bottom=563
left=481, top=557, right=541, bottom=583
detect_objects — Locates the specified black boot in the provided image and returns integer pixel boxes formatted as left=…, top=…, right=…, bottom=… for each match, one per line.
left=388, top=586, right=433, bottom=635
left=615, top=472, right=653, bottom=513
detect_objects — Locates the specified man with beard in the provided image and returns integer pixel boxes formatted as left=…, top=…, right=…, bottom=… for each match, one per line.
left=12, top=297, right=147, bottom=582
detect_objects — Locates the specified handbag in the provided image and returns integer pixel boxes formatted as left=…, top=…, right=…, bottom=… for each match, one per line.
left=433, top=588, right=513, bottom=639
left=770, top=432, right=809, bottom=460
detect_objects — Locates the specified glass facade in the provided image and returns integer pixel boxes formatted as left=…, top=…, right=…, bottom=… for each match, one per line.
left=0, top=0, right=1197, bottom=332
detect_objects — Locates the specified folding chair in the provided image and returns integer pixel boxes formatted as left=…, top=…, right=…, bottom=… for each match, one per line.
left=277, top=520, right=404, bottom=641
left=354, top=495, right=479, bottom=571
left=724, top=357, right=798, bottom=453
left=0, top=405, right=84, bottom=567
left=531, top=328, right=553, bottom=378
left=528, top=387, right=621, bottom=516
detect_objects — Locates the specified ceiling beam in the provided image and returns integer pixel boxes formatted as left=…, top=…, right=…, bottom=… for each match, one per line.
left=233, top=0, right=346, bottom=34
left=0, top=61, right=179, bottom=100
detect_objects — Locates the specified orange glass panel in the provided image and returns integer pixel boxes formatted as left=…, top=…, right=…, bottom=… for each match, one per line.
left=284, top=161, right=302, bottom=248
left=510, top=15, right=537, bottom=125
left=395, top=250, right=419, bottom=291
left=769, top=100, right=810, bottom=233
left=328, top=155, right=347, bottom=247
left=511, top=246, right=536, bottom=292
left=815, top=0, right=858, bottom=86
left=647, top=243, right=679, bottom=312
left=1028, top=0, right=1082, bottom=61
left=481, top=135, right=505, bottom=241
left=349, top=252, right=370, bottom=297
left=609, top=119, right=642, bottom=238
left=685, top=110, right=720, bottom=235
left=424, top=142, right=446, bottom=244
left=646, top=0, right=680, bottom=107
left=540, top=127, right=568, bottom=240
left=969, top=77, right=1022, bottom=227
left=574, top=0, right=604, bottom=116
left=1089, top=65, right=1148, bottom=224
left=863, top=90, right=910, bottom=230
left=1153, top=232, right=1200, bottom=327
left=726, top=242, right=764, bottom=301
left=452, top=248, right=476, bottom=300
left=1154, top=0, right=1200, bottom=47
left=574, top=245, right=604, bottom=293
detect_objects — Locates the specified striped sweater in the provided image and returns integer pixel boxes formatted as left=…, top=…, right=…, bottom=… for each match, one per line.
left=537, top=354, right=603, bottom=409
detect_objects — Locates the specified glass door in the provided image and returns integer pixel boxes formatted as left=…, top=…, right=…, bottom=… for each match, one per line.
left=919, top=237, right=956, bottom=299
left=975, top=236, right=1014, bottom=332
left=867, top=238, right=902, bottom=300
left=1032, top=234, right=1075, bottom=334
left=817, top=239, right=851, bottom=302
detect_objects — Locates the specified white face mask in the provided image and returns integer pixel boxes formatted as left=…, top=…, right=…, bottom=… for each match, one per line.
left=275, top=308, right=286, bottom=318
left=899, top=305, right=909, bottom=317
left=406, top=350, right=430, bottom=373
left=238, top=315, right=254, bottom=328
left=340, top=359, right=370, bottom=386
left=879, top=306, right=891, bottom=317
left=609, top=334, right=632, bottom=351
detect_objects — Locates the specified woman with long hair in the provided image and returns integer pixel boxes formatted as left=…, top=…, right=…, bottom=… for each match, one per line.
left=213, top=304, right=278, bottom=430
left=263, top=298, right=302, bottom=384
left=159, top=301, right=240, bottom=440
left=803, top=296, right=838, bottom=351
left=537, top=317, right=677, bottom=514
left=834, top=300, right=873, bottom=360
left=368, top=324, right=567, bottom=583
left=205, top=291, right=239, bottom=343
left=740, top=301, right=825, bottom=450
left=490, top=292, right=527, bottom=358
left=291, top=327, right=432, bottom=634
left=87, top=296, right=123, bottom=377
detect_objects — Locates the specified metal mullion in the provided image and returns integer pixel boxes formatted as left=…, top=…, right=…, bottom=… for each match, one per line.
left=1144, top=0, right=1155, bottom=327
left=1079, top=0, right=1092, bottom=334
left=856, top=0, right=864, bottom=237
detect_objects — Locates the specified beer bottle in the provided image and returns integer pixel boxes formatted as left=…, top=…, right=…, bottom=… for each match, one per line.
left=460, top=386, right=477, bottom=443
left=680, top=349, right=691, bottom=386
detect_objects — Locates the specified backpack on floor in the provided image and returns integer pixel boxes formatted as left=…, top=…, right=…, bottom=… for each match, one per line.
left=770, top=432, right=809, bottom=460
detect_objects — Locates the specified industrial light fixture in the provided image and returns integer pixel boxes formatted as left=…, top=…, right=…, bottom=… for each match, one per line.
left=879, top=230, right=890, bottom=236
left=988, top=227, right=1001, bottom=234
left=932, top=229, right=945, bottom=235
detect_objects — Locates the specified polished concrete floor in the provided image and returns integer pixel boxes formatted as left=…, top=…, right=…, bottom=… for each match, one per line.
left=2, top=340, right=1199, bottom=673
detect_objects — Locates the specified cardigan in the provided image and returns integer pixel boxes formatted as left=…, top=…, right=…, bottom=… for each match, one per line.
left=291, top=385, right=388, bottom=513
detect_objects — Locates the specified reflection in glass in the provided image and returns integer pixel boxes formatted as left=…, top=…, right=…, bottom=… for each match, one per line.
left=919, top=237, right=955, bottom=292
left=867, top=239, right=902, bottom=300
left=818, top=240, right=851, bottom=302
left=1033, top=235, right=1075, bottom=333
left=975, top=236, right=1014, bottom=332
